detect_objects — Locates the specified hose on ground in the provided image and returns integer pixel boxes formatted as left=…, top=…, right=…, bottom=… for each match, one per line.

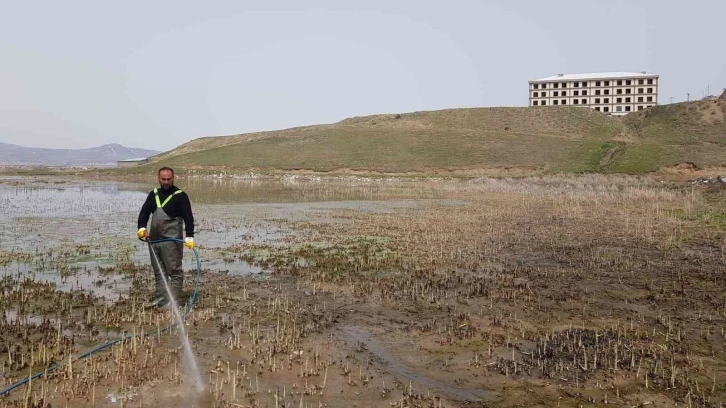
left=0, top=237, right=201, bottom=397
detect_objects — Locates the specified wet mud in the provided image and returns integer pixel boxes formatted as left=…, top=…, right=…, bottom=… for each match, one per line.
left=341, top=325, right=494, bottom=403
left=0, top=174, right=725, bottom=407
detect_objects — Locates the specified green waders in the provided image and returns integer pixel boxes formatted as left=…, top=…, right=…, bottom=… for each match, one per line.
left=148, top=188, right=185, bottom=305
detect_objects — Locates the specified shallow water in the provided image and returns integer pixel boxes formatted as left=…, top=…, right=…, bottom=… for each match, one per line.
left=0, top=261, right=130, bottom=301
left=0, top=176, right=450, bottom=301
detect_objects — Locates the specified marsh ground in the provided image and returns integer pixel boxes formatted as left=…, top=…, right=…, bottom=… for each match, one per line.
left=0, top=174, right=725, bottom=407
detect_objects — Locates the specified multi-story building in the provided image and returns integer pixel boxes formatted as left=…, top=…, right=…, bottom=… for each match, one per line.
left=528, top=72, right=659, bottom=115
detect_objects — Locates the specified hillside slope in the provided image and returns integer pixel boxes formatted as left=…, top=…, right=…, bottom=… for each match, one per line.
left=140, top=107, right=630, bottom=175
left=126, top=100, right=726, bottom=176
left=612, top=97, right=726, bottom=172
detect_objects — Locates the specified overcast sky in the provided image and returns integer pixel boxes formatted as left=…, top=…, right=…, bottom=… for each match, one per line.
left=1, top=0, right=723, bottom=151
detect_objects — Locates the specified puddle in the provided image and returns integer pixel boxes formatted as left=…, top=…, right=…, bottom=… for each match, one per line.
left=36, top=271, right=130, bottom=302
left=0, top=176, right=460, bottom=303
left=3, top=309, right=59, bottom=326
left=106, top=392, right=138, bottom=404
left=0, top=261, right=130, bottom=302
left=202, top=258, right=265, bottom=276
left=341, top=326, right=493, bottom=403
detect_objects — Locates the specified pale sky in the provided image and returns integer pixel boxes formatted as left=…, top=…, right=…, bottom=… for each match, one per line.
left=1, top=0, right=723, bottom=151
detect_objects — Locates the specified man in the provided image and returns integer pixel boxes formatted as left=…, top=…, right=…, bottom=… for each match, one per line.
left=137, top=167, right=195, bottom=309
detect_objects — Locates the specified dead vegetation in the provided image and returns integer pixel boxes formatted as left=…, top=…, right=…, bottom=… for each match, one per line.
left=0, top=174, right=725, bottom=407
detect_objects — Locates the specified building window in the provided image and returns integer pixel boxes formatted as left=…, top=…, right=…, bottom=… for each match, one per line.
left=533, top=84, right=539, bottom=89
left=617, top=89, right=623, bottom=95
left=626, top=80, right=632, bottom=85
left=604, top=106, right=610, bottom=112
left=541, top=100, right=546, bottom=105
left=563, top=91, right=568, bottom=96
left=604, top=89, right=610, bottom=95
left=638, top=97, right=644, bottom=102
left=582, top=90, right=588, bottom=96
left=534, top=92, right=539, bottom=97
left=638, top=106, right=643, bottom=111
left=595, top=107, right=601, bottom=111
left=595, top=90, right=601, bottom=95
left=596, top=81, right=601, bottom=86
left=626, top=89, right=631, bottom=94
left=638, top=88, right=644, bottom=94
left=625, top=106, right=631, bottom=112
left=625, top=97, right=631, bottom=103
left=616, top=106, right=622, bottom=112
left=541, top=84, right=547, bottom=89
left=561, top=100, right=566, bottom=105
left=647, top=96, right=653, bottom=102
left=638, top=79, right=644, bottom=85
left=595, top=98, right=601, bottom=104
left=647, top=79, right=653, bottom=85
left=617, top=80, right=623, bottom=85
left=604, top=81, right=610, bottom=86
left=647, top=88, right=653, bottom=93
left=553, top=100, right=559, bottom=105
left=646, top=105, right=652, bottom=108
left=541, top=92, right=547, bottom=97
left=574, top=90, right=579, bottom=96
left=573, top=99, right=578, bottom=104
left=533, top=101, right=539, bottom=106
left=554, top=91, right=559, bottom=97
left=604, top=98, right=610, bottom=103
left=616, top=97, right=623, bottom=103
left=581, top=99, right=587, bottom=104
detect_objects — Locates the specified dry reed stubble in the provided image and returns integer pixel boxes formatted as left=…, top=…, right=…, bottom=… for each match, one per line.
left=2, top=175, right=725, bottom=408
left=264, top=177, right=725, bottom=407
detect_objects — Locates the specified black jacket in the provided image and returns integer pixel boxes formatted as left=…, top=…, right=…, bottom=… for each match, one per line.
left=137, top=185, right=195, bottom=237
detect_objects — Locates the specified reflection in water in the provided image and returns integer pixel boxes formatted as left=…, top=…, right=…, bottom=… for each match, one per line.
left=0, top=176, right=440, bottom=301
left=0, top=260, right=131, bottom=302
left=0, top=176, right=451, bottom=303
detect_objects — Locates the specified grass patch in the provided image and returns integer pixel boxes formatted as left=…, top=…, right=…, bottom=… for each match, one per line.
left=606, top=143, right=668, bottom=173
left=697, top=208, right=726, bottom=230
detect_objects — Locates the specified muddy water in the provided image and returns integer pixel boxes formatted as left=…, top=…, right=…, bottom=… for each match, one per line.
left=0, top=175, right=483, bottom=406
left=0, top=176, right=448, bottom=300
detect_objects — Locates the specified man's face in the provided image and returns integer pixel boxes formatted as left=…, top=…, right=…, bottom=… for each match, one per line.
left=158, top=170, right=174, bottom=189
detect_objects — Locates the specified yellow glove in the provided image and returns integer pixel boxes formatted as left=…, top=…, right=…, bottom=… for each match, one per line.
left=137, top=228, right=148, bottom=240
left=184, top=237, right=194, bottom=250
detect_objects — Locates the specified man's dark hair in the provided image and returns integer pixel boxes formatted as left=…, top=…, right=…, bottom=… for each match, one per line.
left=158, top=167, right=174, bottom=176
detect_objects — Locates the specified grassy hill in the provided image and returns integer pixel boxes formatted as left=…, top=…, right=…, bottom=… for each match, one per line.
left=124, top=97, right=726, bottom=176
left=613, top=96, right=726, bottom=172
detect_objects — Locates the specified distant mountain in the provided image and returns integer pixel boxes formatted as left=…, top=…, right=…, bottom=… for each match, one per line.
left=0, top=143, right=162, bottom=166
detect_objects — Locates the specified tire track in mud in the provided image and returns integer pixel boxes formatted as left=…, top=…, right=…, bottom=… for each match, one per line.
left=341, top=326, right=494, bottom=404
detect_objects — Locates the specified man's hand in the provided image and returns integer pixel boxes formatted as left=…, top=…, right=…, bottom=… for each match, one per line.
left=184, top=237, right=194, bottom=250
left=137, top=228, right=148, bottom=240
